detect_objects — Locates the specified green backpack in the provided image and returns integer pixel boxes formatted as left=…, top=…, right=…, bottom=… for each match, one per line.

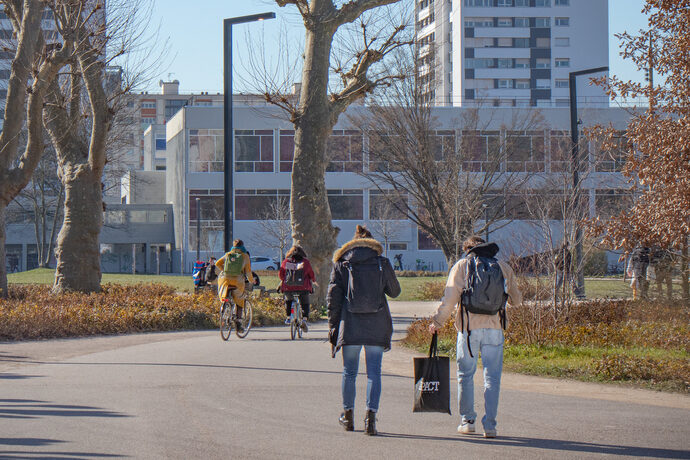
left=223, top=252, right=244, bottom=276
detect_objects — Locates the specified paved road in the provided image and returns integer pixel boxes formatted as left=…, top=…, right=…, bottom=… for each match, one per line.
left=0, top=301, right=688, bottom=459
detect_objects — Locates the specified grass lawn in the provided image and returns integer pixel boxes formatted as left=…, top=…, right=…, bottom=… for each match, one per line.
left=10, top=269, right=684, bottom=302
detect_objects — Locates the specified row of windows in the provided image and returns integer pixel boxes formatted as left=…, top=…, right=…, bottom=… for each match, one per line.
left=494, top=78, right=568, bottom=89
left=200, top=187, right=628, bottom=229
left=465, top=16, right=568, bottom=28
left=465, top=0, right=566, bottom=6
left=187, top=129, right=626, bottom=175
left=466, top=57, right=569, bottom=69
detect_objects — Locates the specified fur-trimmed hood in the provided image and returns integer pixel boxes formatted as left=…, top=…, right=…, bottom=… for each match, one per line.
left=332, top=238, right=383, bottom=263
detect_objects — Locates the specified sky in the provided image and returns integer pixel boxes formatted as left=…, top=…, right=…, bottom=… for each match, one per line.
left=140, top=0, right=649, bottom=94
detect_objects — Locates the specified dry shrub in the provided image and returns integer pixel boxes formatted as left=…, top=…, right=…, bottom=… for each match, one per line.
left=402, top=316, right=456, bottom=354
left=395, top=270, right=446, bottom=277
left=0, top=283, right=286, bottom=341
left=418, top=281, right=445, bottom=301
left=593, top=354, right=690, bottom=392
left=515, top=276, right=551, bottom=301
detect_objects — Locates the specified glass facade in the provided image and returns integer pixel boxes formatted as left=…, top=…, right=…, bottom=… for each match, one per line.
left=188, top=129, right=224, bottom=172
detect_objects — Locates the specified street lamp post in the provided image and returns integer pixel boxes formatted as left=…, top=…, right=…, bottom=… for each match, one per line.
left=568, top=66, right=608, bottom=299
left=223, top=12, right=275, bottom=253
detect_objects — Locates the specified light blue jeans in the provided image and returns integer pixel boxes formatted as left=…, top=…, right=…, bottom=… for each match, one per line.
left=456, top=328, right=504, bottom=432
left=341, top=345, right=384, bottom=412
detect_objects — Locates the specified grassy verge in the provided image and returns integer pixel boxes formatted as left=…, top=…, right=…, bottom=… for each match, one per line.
left=402, top=299, right=690, bottom=393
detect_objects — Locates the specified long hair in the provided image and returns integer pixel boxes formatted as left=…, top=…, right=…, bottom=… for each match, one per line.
left=462, top=236, right=485, bottom=253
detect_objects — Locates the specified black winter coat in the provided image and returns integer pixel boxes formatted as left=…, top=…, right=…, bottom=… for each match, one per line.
left=327, top=238, right=401, bottom=354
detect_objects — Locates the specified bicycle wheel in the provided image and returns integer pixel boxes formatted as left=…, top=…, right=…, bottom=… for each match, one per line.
left=297, top=309, right=303, bottom=339
left=220, top=301, right=232, bottom=341
left=290, top=317, right=297, bottom=340
left=235, top=299, right=253, bottom=338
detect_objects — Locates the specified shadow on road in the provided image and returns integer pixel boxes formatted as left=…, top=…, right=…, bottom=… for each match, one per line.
left=0, top=450, right=125, bottom=459
left=0, top=373, right=43, bottom=380
left=0, top=399, right=130, bottom=420
left=378, top=433, right=690, bottom=459
left=27, top=361, right=411, bottom=380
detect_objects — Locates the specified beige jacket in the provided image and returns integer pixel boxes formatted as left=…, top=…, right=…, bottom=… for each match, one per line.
left=432, top=256, right=522, bottom=332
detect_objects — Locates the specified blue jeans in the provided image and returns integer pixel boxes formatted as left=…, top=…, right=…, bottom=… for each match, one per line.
left=341, top=345, right=384, bottom=413
left=456, top=328, right=504, bottom=432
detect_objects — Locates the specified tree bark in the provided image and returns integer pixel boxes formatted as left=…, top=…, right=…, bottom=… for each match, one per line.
left=682, top=236, right=689, bottom=301
left=291, top=23, right=339, bottom=305
left=0, top=202, right=7, bottom=297
left=53, top=164, right=103, bottom=292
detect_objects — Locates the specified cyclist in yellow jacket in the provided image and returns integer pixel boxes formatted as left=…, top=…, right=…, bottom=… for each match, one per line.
left=215, top=239, right=255, bottom=330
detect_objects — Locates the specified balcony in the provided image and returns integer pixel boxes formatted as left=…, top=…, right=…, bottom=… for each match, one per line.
left=474, top=27, right=530, bottom=38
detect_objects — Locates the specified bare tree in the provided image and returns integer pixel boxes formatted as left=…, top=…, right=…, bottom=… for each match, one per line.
left=350, top=49, right=545, bottom=267
left=0, top=0, right=76, bottom=296
left=368, top=192, right=403, bottom=259
left=251, top=195, right=292, bottom=261
left=248, top=0, right=412, bottom=303
left=15, top=148, right=64, bottom=267
left=43, top=0, right=163, bottom=292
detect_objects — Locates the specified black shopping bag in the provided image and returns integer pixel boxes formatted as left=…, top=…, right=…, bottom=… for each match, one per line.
left=413, top=333, right=451, bottom=414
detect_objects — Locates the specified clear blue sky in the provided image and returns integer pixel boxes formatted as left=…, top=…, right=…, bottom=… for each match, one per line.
left=141, top=0, right=649, bottom=93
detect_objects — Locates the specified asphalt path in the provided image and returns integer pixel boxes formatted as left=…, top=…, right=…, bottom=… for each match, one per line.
left=0, top=301, right=688, bottom=459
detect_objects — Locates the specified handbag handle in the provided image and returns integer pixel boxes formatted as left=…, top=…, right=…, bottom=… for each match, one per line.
left=428, top=332, right=438, bottom=358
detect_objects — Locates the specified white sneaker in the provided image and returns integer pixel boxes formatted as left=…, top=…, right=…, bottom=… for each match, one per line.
left=457, top=422, right=475, bottom=434
left=284, top=317, right=291, bottom=325
left=484, top=429, right=497, bottom=438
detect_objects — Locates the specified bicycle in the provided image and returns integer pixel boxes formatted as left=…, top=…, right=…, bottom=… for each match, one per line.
left=288, top=295, right=305, bottom=340
left=219, top=288, right=253, bottom=341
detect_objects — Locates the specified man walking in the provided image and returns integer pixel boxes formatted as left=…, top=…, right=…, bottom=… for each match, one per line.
left=429, top=236, right=522, bottom=438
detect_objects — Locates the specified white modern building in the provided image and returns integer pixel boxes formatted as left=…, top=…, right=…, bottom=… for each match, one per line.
left=416, top=0, right=609, bottom=107
left=162, top=103, right=632, bottom=273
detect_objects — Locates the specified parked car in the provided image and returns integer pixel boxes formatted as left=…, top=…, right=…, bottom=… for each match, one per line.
left=250, top=256, right=278, bottom=270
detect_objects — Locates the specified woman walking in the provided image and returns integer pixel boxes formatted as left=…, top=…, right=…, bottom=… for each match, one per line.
left=327, top=225, right=401, bottom=435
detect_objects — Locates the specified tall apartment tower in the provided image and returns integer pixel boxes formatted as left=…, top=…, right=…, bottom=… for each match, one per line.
left=416, top=0, right=609, bottom=107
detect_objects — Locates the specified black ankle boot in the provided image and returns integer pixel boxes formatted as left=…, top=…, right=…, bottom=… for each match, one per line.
left=364, top=410, right=377, bottom=436
left=339, top=409, right=354, bottom=431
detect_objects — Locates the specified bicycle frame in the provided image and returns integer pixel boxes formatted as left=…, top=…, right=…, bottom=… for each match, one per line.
left=289, top=296, right=303, bottom=340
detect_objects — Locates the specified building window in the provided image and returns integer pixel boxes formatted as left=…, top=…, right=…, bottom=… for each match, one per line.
left=555, top=58, right=570, bottom=68
left=555, top=79, right=569, bottom=88
left=536, top=37, right=550, bottom=48
left=418, top=228, right=440, bottom=250
left=555, top=37, right=570, bottom=47
left=595, top=190, right=633, bottom=219
left=555, top=17, right=570, bottom=26
left=460, top=130, right=501, bottom=172
left=498, top=58, right=512, bottom=68
left=389, top=243, right=408, bottom=251
left=164, top=99, right=187, bottom=120
left=369, top=190, right=408, bottom=220
left=497, top=0, right=511, bottom=6
left=514, top=17, right=529, bottom=27
left=141, top=102, right=156, bottom=109
left=464, top=17, right=493, bottom=27
left=189, top=189, right=223, bottom=225
left=465, top=58, right=496, bottom=69
left=515, top=0, right=529, bottom=5
left=235, top=189, right=290, bottom=220
left=536, top=79, right=550, bottom=88
left=328, top=190, right=363, bottom=220
left=498, top=79, right=514, bottom=89
left=513, top=38, right=530, bottom=48
left=555, top=0, right=569, bottom=4
left=534, top=17, right=550, bottom=27
left=516, top=79, right=530, bottom=89
left=535, top=0, right=551, bottom=6
left=506, top=131, right=545, bottom=172
left=155, top=137, right=166, bottom=150
left=188, top=129, right=224, bottom=173
left=464, top=0, right=492, bottom=6
left=327, top=130, right=363, bottom=172
left=555, top=99, right=569, bottom=107
left=497, top=17, right=512, bottom=27
left=235, top=129, right=274, bottom=172
left=536, top=58, right=551, bottom=68
left=515, top=58, right=530, bottom=68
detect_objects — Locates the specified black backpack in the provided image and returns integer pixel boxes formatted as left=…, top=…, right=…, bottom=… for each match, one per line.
left=284, top=259, right=306, bottom=287
left=345, top=257, right=384, bottom=314
left=461, top=256, right=508, bottom=316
